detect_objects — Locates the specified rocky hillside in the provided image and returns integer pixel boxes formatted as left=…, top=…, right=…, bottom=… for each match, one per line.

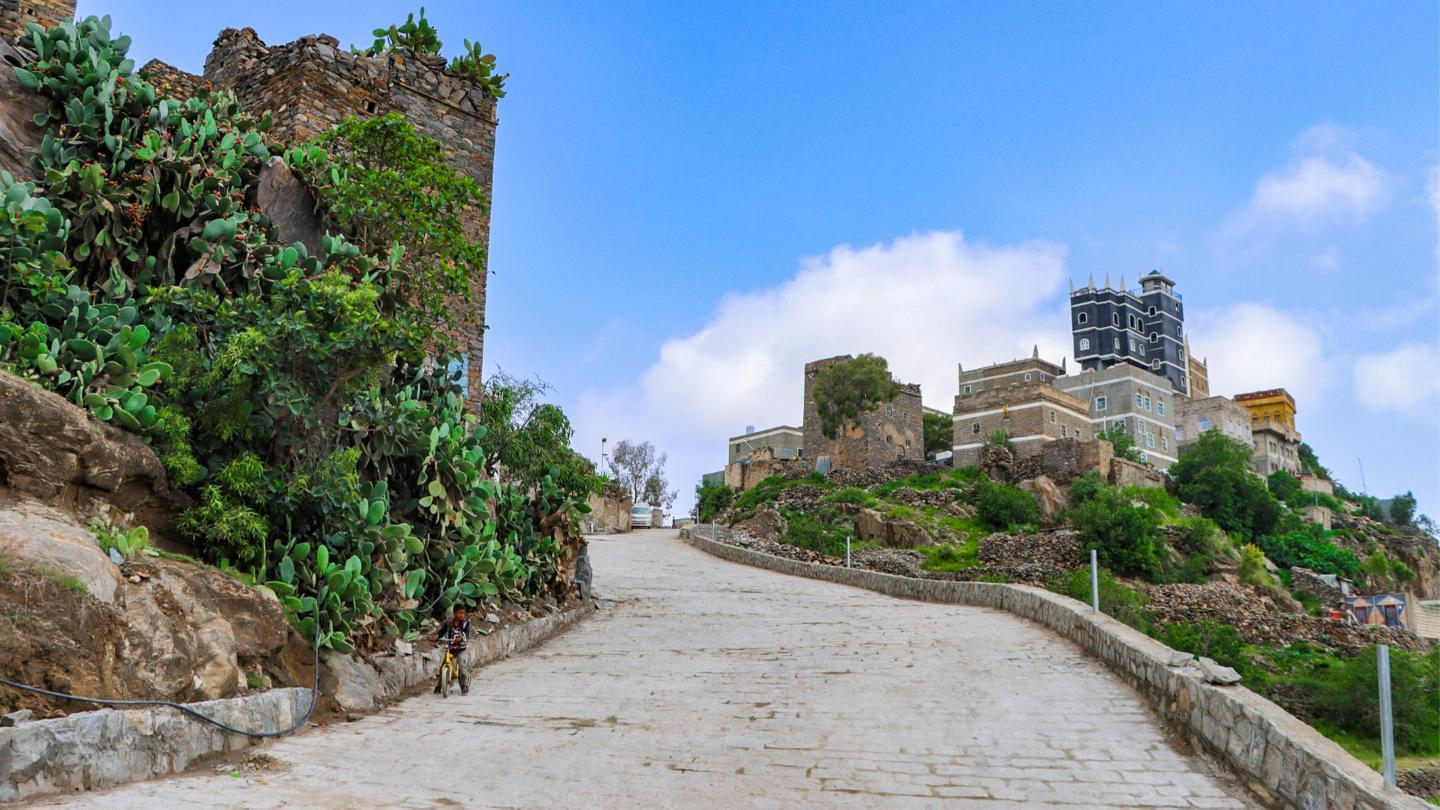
left=0, top=372, right=308, bottom=717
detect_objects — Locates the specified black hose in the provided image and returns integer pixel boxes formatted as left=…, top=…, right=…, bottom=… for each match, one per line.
left=0, top=615, right=321, bottom=739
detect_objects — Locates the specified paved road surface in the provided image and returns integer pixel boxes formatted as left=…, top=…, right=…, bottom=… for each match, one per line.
left=50, top=530, right=1252, bottom=808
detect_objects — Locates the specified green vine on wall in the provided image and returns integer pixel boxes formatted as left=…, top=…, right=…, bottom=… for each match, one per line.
left=351, top=7, right=508, bottom=98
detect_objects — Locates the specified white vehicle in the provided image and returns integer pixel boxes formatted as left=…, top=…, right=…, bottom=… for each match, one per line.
left=630, top=504, right=653, bottom=529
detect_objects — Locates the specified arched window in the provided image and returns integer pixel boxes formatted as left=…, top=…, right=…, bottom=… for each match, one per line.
left=1079, top=338, right=1090, bottom=351
left=1077, top=312, right=1089, bottom=325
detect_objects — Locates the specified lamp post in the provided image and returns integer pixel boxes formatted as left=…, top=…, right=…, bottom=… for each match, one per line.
left=600, top=437, right=608, bottom=474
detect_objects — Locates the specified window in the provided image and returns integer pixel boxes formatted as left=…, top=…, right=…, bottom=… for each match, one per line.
left=1177, top=325, right=1183, bottom=337
left=1095, top=395, right=1108, bottom=412
left=1049, top=411, right=1057, bottom=423
left=1142, top=395, right=1152, bottom=411
left=1112, top=313, right=1119, bottom=326
left=971, top=423, right=981, bottom=435
left=1061, top=426, right=1068, bottom=438
left=1161, top=435, right=1169, bottom=451
left=1040, top=373, right=1048, bottom=382
left=1113, top=338, right=1120, bottom=351
left=1146, top=433, right=1155, bottom=448
left=1024, top=373, right=1032, bottom=382
left=1156, top=400, right=1165, bottom=415
left=1079, top=338, right=1091, bottom=351
left=1151, top=359, right=1161, bottom=369
left=1139, top=451, right=1149, bottom=463
left=1077, top=312, right=1089, bottom=325
left=1129, top=339, right=1137, bottom=352
left=1136, top=393, right=1143, bottom=408
left=1150, top=332, right=1159, bottom=343
left=885, top=404, right=894, bottom=417
left=1148, top=306, right=1156, bottom=316
left=962, top=384, right=972, bottom=394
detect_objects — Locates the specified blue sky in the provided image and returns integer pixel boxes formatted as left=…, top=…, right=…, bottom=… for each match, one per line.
left=88, top=1, right=1440, bottom=517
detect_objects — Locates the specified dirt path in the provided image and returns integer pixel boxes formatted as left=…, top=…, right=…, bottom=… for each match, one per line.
left=47, top=530, right=1253, bottom=808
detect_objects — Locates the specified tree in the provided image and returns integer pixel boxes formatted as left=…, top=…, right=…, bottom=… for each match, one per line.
left=478, top=373, right=597, bottom=496
left=922, top=412, right=952, bottom=459
left=1070, top=486, right=1165, bottom=577
left=1097, top=423, right=1142, bottom=463
left=1170, top=431, right=1280, bottom=540
left=1389, top=491, right=1417, bottom=526
left=811, top=354, right=900, bottom=439
left=610, top=440, right=676, bottom=509
left=695, top=482, right=734, bottom=523
left=1267, top=470, right=1302, bottom=503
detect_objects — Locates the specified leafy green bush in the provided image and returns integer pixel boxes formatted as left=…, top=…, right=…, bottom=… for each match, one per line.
left=695, top=482, right=735, bottom=523
left=1170, top=431, right=1281, bottom=540
left=1069, top=471, right=1103, bottom=504
left=1172, top=517, right=1225, bottom=556
left=975, top=482, right=1038, bottom=530
left=1308, top=646, right=1440, bottom=755
left=811, top=354, right=900, bottom=439
left=1069, top=487, right=1164, bottom=577
left=1097, top=423, right=1143, bottom=463
left=1256, top=525, right=1359, bottom=577
left=1267, top=470, right=1302, bottom=502
left=1237, top=544, right=1274, bottom=587
left=93, top=523, right=158, bottom=560
left=1156, top=620, right=1248, bottom=671
left=822, top=486, right=876, bottom=508
left=1047, top=568, right=1152, bottom=633
left=780, top=511, right=850, bottom=557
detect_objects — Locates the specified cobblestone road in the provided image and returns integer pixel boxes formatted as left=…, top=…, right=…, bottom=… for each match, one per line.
left=53, top=531, right=1252, bottom=808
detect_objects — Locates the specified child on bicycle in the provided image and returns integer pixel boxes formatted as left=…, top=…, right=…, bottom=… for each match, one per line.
left=432, top=605, right=472, bottom=695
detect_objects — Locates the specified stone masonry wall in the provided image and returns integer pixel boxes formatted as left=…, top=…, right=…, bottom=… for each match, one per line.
left=0, top=603, right=592, bottom=802
left=198, top=27, right=497, bottom=409
left=0, top=0, right=72, bottom=42
left=685, top=531, right=1427, bottom=810
left=803, top=356, right=923, bottom=469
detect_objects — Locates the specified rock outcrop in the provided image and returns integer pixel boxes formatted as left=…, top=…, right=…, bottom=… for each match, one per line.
left=1018, top=475, right=1067, bottom=522
left=0, top=42, right=46, bottom=182
left=734, top=505, right=788, bottom=543
left=0, top=372, right=186, bottom=542
left=853, top=508, right=932, bottom=549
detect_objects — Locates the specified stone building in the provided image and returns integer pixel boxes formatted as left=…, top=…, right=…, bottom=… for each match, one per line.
left=1185, top=340, right=1210, bottom=398
left=802, top=355, right=923, bottom=470
left=1175, top=395, right=1252, bottom=449
left=1054, top=363, right=1180, bottom=469
left=1234, top=389, right=1301, bottom=476
left=951, top=351, right=1091, bottom=469
left=0, top=0, right=69, bottom=39
left=132, top=26, right=499, bottom=410
left=1069, top=270, right=1190, bottom=395
left=724, top=447, right=807, bottom=492
left=727, top=425, right=803, bottom=465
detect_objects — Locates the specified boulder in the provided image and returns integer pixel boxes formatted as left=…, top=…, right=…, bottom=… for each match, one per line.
left=319, top=651, right=383, bottom=713
left=1198, top=656, right=1241, bottom=685
left=0, top=41, right=46, bottom=182
left=575, top=544, right=593, bottom=599
left=0, top=372, right=184, bottom=539
left=256, top=156, right=323, bottom=256
left=1019, top=475, right=1068, bottom=522
left=0, top=503, right=122, bottom=603
left=734, top=505, right=788, bottom=543
left=885, top=518, right=932, bottom=549
left=854, top=508, right=888, bottom=546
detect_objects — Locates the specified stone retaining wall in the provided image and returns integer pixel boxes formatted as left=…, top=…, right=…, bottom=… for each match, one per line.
left=0, top=602, right=592, bottom=803
left=685, top=530, right=1424, bottom=810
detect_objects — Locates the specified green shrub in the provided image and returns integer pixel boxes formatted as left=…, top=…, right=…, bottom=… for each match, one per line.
left=1069, top=471, right=1103, bottom=504
left=822, top=486, right=877, bottom=507
left=695, top=482, right=734, bottom=523
left=1172, top=517, right=1225, bottom=556
left=1069, top=487, right=1164, bottom=577
left=918, top=539, right=980, bottom=572
left=780, top=511, right=850, bottom=557
left=1170, top=431, right=1282, bottom=540
left=1237, top=544, right=1274, bottom=587
left=975, top=482, right=1039, bottom=530
left=1267, top=471, right=1302, bottom=502
left=1155, top=553, right=1210, bottom=585
left=1047, top=567, right=1152, bottom=633
left=1157, top=620, right=1248, bottom=671
left=1097, top=423, right=1142, bottom=463
left=1256, top=526, right=1359, bottom=577
left=93, top=523, right=158, bottom=560
left=1388, top=491, right=1417, bottom=526
left=1308, top=646, right=1440, bottom=755
left=987, top=430, right=1013, bottom=452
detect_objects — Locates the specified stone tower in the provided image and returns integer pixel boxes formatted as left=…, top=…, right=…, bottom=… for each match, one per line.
left=802, top=355, right=923, bottom=470
left=1, top=0, right=73, bottom=42
left=1068, top=270, right=1189, bottom=396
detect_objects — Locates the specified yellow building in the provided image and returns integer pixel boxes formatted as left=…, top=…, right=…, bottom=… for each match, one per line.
left=1234, top=388, right=1296, bottom=432
left=1234, top=388, right=1300, bottom=475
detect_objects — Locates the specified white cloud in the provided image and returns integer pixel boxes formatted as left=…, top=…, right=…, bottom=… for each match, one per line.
left=572, top=230, right=1071, bottom=513
left=1187, top=303, right=1329, bottom=404
left=1353, top=343, right=1440, bottom=418
left=1225, top=125, right=1389, bottom=235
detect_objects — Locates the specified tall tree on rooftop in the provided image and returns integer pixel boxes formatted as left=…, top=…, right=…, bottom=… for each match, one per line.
left=812, top=354, right=901, bottom=440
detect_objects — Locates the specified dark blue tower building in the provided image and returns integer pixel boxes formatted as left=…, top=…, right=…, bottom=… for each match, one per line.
left=1069, top=270, right=1188, bottom=395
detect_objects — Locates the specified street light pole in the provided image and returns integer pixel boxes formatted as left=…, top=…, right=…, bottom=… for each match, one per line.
left=601, top=437, right=608, bottom=475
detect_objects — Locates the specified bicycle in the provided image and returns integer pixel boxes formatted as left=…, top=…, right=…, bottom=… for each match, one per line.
left=436, top=646, right=462, bottom=698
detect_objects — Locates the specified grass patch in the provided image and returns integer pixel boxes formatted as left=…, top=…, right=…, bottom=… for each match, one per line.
left=918, top=536, right=980, bottom=572
left=39, top=566, right=88, bottom=595
left=872, top=467, right=984, bottom=497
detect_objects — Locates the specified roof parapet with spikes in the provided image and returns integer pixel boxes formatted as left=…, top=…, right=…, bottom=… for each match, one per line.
left=1104, top=272, right=1112, bottom=289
